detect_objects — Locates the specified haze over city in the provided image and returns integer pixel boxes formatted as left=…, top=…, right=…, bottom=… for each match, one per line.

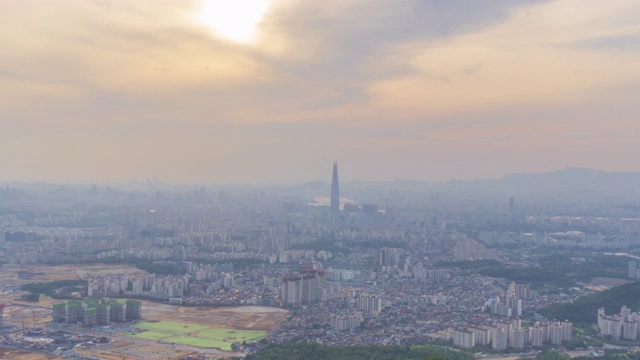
left=2, top=0, right=640, bottom=184
left=4, top=2, right=640, bottom=359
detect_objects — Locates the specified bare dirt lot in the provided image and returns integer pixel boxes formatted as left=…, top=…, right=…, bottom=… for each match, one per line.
left=142, top=302, right=290, bottom=332
left=0, top=347, right=61, bottom=360
left=80, top=342, right=198, bottom=360
left=0, top=263, right=288, bottom=359
left=88, top=303, right=289, bottom=358
left=0, top=299, right=53, bottom=326
left=0, top=263, right=148, bottom=285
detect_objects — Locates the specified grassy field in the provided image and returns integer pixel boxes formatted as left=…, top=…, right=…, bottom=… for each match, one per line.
left=197, top=328, right=265, bottom=341
left=135, top=321, right=208, bottom=334
left=129, top=320, right=267, bottom=351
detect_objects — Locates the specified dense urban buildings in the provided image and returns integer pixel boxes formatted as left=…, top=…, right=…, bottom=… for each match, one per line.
left=1, top=167, right=640, bottom=358
left=598, top=306, right=640, bottom=340
left=3, top=0, right=640, bottom=357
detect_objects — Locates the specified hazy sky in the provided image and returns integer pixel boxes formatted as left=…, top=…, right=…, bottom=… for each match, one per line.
left=2, top=0, right=640, bottom=184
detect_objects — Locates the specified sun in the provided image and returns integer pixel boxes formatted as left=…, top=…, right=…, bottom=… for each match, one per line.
left=197, top=0, right=271, bottom=43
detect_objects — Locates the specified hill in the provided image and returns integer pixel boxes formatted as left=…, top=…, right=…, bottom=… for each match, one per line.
left=540, top=281, right=640, bottom=324
left=447, top=168, right=640, bottom=195
left=244, top=343, right=474, bottom=360
left=273, top=168, right=640, bottom=199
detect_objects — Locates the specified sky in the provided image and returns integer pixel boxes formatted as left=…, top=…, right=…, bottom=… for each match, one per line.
left=1, top=0, right=640, bottom=184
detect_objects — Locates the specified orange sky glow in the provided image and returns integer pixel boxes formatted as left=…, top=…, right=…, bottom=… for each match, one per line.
left=1, top=0, right=639, bottom=184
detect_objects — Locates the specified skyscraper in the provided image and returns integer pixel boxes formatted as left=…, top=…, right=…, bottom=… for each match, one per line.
left=330, top=161, right=340, bottom=219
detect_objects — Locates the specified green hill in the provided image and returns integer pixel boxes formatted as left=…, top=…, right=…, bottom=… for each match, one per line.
left=244, top=343, right=474, bottom=360
left=540, top=281, right=640, bottom=324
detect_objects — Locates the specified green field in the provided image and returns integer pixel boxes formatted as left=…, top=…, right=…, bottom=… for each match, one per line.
left=197, top=328, right=265, bottom=341
left=134, top=321, right=208, bottom=334
left=128, top=321, right=267, bottom=351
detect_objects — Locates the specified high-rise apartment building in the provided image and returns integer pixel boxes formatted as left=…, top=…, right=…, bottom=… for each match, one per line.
left=452, top=329, right=475, bottom=348
left=357, top=294, right=383, bottom=313
left=492, top=328, right=508, bottom=350
left=380, top=248, right=402, bottom=266
left=281, top=269, right=329, bottom=306
left=529, top=325, right=545, bottom=347
left=509, top=328, right=527, bottom=349
left=599, top=306, right=640, bottom=340
left=126, top=300, right=142, bottom=320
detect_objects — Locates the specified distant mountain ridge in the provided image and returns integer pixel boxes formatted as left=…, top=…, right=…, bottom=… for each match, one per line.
left=441, top=167, right=640, bottom=194
left=275, top=168, right=640, bottom=197
left=2, top=168, right=639, bottom=197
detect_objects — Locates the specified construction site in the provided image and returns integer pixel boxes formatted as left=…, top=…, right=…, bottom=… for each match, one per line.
left=0, top=258, right=290, bottom=359
left=0, top=263, right=149, bottom=284
left=52, top=298, right=142, bottom=327
left=0, top=294, right=289, bottom=359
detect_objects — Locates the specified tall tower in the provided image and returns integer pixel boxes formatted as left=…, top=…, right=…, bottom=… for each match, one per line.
left=330, top=161, right=340, bottom=219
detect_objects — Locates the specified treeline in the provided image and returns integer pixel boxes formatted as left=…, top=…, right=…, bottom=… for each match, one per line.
left=538, top=253, right=628, bottom=279
left=291, top=241, right=351, bottom=255
left=45, top=258, right=187, bottom=276
left=573, top=349, right=640, bottom=360
left=435, top=260, right=501, bottom=270
left=21, top=293, right=40, bottom=302
left=186, top=258, right=267, bottom=269
left=242, top=343, right=474, bottom=360
left=467, top=223, right=618, bottom=237
left=478, top=267, right=571, bottom=287
left=477, top=253, right=627, bottom=288
left=44, top=257, right=270, bottom=275
left=351, top=240, right=407, bottom=249
left=21, top=280, right=87, bottom=298
left=133, top=260, right=186, bottom=275
left=540, top=281, right=640, bottom=324
left=95, top=258, right=186, bottom=275
left=97, top=258, right=186, bottom=275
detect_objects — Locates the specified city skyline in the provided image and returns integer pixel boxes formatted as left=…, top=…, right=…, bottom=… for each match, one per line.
left=2, top=0, right=640, bottom=184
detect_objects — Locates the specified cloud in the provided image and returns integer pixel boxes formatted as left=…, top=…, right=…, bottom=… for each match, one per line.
left=245, top=0, right=551, bottom=118
left=0, top=0, right=575, bottom=126
left=1, top=0, right=639, bottom=182
left=366, top=0, right=640, bottom=118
